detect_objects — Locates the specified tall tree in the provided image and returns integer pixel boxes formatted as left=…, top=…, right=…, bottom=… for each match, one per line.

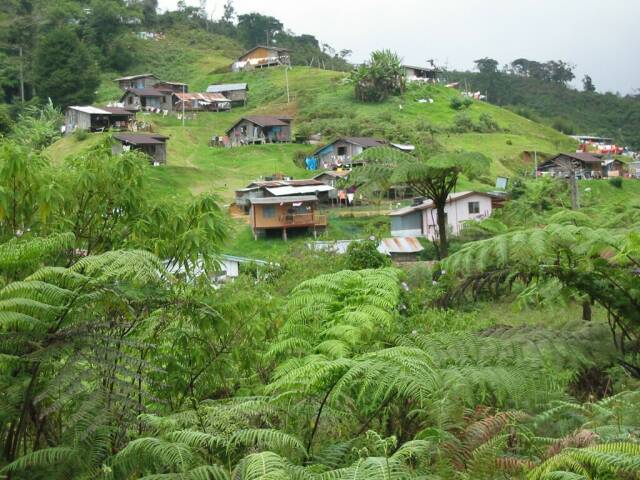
left=474, top=57, right=499, bottom=74
left=33, top=27, right=99, bottom=107
left=237, top=13, right=283, bottom=47
left=354, top=148, right=490, bottom=257
left=583, top=74, right=596, bottom=92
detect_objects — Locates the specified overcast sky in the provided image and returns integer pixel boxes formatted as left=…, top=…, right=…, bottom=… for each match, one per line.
left=158, top=0, right=639, bottom=94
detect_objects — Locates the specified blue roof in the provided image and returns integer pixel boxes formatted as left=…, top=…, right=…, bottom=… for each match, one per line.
left=206, top=83, right=248, bottom=93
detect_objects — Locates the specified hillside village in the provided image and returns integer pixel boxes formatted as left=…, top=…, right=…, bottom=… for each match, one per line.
left=52, top=36, right=640, bottom=263
left=1, top=3, right=640, bottom=479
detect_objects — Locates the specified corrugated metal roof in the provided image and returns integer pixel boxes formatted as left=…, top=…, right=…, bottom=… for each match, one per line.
left=378, top=237, right=424, bottom=254
left=206, top=83, right=248, bottom=93
left=313, top=170, right=350, bottom=179
left=101, top=106, right=135, bottom=115
left=174, top=92, right=229, bottom=102
left=68, top=106, right=111, bottom=115
left=238, top=45, right=291, bottom=60
left=266, top=185, right=334, bottom=196
left=113, top=133, right=168, bottom=145
left=250, top=195, right=318, bottom=205
left=115, top=73, right=158, bottom=81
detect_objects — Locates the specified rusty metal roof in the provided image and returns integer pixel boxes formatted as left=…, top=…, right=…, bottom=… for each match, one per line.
left=113, top=133, right=168, bottom=145
left=173, top=92, right=230, bottom=102
left=250, top=195, right=318, bottom=205
left=378, top=237, right=424, bottom=254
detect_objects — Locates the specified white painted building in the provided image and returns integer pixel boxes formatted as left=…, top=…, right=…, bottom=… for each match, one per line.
left=389, top=191, right=501, bottom=239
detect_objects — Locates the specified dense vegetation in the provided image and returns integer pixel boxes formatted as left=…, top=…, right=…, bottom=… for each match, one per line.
left=1, top=98, right=640, bottom=479
left=447, top=58, right=640, bottom=148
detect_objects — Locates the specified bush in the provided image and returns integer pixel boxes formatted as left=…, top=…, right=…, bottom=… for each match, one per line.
left=609, top=177, right=623, bottom=188
left=551, top=117, right=576, bottom=135
left=73, top=128, right=88, bottom=141
left=345, top=239, right=391, bottom=270
left=478, top=113, right=500, bottom=132
left=449, top=97, right=464, bottom=110
left=452, top=113, right=474, bottom=133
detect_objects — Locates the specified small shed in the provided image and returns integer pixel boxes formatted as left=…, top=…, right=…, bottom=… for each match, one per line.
left=115, top=73, right=161, bottom=90
left=173, top=92, right=231, bottom=112
left=112, top=133, right=169, bottom=165
left=64, top=106, right=135, bottom=134
left=226, top=115, right=293, bottom=146
left=378, top=237, right=424, bottom=263
left=313, top=170, right=350, bottom=187
left=206, top=83, right=249, bottom=106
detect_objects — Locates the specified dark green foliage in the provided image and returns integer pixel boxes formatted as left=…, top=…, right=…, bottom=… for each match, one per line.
left=350, top=50, right=406, bottom=102
left=345, top=239, right=391, bottom=270
left=33, top=27, right=100, bottom=107
left=609, top=177, right=623, bottom=188
left=551, top=116, right=576, bottom=135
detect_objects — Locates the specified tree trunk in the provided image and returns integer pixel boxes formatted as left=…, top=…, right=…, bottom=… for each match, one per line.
left=569, top=174, right=580, bottom=210
left=435, top=203, right=448, bottom=258
left=582, top=299, right=592, bottom=321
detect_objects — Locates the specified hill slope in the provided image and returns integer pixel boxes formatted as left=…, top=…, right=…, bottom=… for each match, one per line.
left=47, top=30, right=577, bottom=202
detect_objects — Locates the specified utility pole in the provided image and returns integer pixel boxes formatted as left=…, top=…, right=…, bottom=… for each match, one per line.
left=533, top=150, right=538, bottom=177
left=284, top=65, right=290, bottom=103
left=182, top=83, right=185, bottom=127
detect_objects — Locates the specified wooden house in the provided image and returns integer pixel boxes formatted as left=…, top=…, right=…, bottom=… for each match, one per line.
left=173, top=92, right=231, bottom=112
left=226, top=116, right=293, bottom=146
left=403, top=65, right=438, bottom=83
left=235, top=179, right=333, bottom=211
left=112, top=133, right=168, bottom=165
left=64, top=106, right=135, bottom=134
left=389, top=191, right=502, bottom=240
left=206, top=83, right=248, bottom=106
left=120, top=87, right=174, bottom=112
left=249, top=195, right=327, bottom=240
left=232, top=46, right=291, bottom=71
left=537, top=152, right=623, bottom=179
left=114, top=73, right=161, bottom=90
left=311, top=137, right=386, bottom=169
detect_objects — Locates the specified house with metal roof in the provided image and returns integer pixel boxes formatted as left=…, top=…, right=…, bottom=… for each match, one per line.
left=311, top=137, right=387, bottom=169
left=232, top=46, right=291, bottom=71
left=226, top=115, right=293, bottom=146
left=537, top=152, right=623, bottom=179
left=235, top=179, right=334, bottom=211
left=389, top=191, right=502, bottom=240
left=112, top=133, right=169, bottom=165
left=403, top=64, right=439, bottom=83
left=64, top=106, right=135, bottom=134
left=249, top=195, right=327, bottom=241
left=206, top=83, right=249, bottom=106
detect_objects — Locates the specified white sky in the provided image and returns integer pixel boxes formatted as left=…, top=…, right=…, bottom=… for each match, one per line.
left=158, top=0, right=639, bottom=94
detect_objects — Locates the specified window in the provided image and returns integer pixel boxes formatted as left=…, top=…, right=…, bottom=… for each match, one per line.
left=128, top=96, right=133, bottom=105
left=337, top=146, right=347, bottom=156
left=162, top=96, right=166, bottom=103
left=468, top=201, right=480, bottom=214
left=262, top=205, right=276, bottom=218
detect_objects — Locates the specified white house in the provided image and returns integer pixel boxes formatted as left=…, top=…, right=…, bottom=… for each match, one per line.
left=389, top=191, right=501, bottom=239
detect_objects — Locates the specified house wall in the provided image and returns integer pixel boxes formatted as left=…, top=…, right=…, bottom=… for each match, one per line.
left=224, top=89, right=248, bottom=105
left=112, top=141, right=167, bottom=164
left=391, top=211, right=423, bottom=237
left=422, top=194, right=492, bottom=239
left=220, top=259, right=239, bottom=278
left=118, top=76, right=158, bottom=90
left=251, top=203, right=317, bottom=229
left=64, top=110, right=92, bottom=133
left=122, top=91, right=173, bottom=112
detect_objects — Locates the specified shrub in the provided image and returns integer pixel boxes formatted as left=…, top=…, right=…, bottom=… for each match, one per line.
left=551, top=117, right=576, bottom=135
left=452, top=113, right=474, bottom=133
left=450, top=97, right=464, bottom=110
left=345, top=239, right=391, bottom=270
left=478, top=113, right=500, bottom=132
left=73, top=128, right=89, bottom=141
left=462, top=97, right=473, bottom=109
left=609, top=177, right=623, bottom=188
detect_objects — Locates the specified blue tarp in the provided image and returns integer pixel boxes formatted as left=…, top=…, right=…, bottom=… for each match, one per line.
left=305, top=157, right=317, bottom=170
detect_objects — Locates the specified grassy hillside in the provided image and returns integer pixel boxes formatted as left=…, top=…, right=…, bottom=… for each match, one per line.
left=46, top=30, right=578, bottom=203
left=44, top=29, right=586, bottom=258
